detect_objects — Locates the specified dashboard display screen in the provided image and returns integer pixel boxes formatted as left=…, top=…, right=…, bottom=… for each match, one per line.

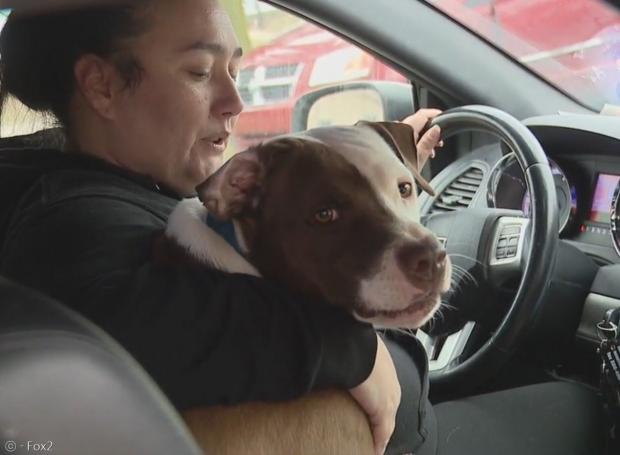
left=590, top=174, right=620, bottom=223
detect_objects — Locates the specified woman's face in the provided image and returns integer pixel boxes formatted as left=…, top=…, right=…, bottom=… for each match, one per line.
left=112, top=0, right=244, bottom=195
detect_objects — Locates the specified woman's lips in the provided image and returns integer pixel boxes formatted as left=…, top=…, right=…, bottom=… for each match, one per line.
left=211, top=138, right=227, bottom=153
left=202, top=135, right=229, bottom=154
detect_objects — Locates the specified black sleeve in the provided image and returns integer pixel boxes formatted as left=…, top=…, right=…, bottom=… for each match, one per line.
left=0, top=194, right=377, bottom=410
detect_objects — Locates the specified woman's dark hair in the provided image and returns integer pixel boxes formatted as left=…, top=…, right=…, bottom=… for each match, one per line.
left=0, top=3, right=150, bottom=129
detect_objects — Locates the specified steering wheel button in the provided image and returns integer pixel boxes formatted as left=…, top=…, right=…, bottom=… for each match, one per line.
left=506, top=246, right=517, bottom=257
left=508, top=237, right=519, bottom=247
left=502, top=226, right=521, bottom=236
left=498, top=238, right=508, bottom=248
left=496, top=247, right=507, bottom=259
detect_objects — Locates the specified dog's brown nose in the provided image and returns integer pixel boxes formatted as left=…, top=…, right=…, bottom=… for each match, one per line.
left=396, top=239, right=446, bottom=284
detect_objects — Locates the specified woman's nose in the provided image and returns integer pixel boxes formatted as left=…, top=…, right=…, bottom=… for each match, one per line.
left=217, top=74, right=244, bottom=119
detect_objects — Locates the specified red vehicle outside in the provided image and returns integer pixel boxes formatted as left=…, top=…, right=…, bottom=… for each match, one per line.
left=235, top=0, right=620, bottom=148
left=234, top=23, right=406, bottom=148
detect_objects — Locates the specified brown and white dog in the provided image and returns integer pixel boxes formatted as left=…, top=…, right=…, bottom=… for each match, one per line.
left=165, top=121, right=451, bottom=454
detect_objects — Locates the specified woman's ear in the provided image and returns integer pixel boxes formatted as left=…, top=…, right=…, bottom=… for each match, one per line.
left=73, top=54, right=120, bottom=119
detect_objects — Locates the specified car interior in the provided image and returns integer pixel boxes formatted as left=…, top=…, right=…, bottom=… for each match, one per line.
left=1, top=0, right=620, bottom=454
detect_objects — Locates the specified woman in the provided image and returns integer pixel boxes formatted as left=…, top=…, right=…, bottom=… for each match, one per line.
left=0, top=1, right=442, bottom=453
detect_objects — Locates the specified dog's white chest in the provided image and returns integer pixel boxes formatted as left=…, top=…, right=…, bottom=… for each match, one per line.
left=166, top=198, right=260, bottom=277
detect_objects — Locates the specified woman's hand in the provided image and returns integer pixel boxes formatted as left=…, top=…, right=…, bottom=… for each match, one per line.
left=349, top=334, right=401, bottom=455
left=401, top=108, right=443, bottom=169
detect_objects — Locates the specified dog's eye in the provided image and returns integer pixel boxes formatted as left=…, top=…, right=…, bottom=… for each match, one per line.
left=315, top=208, right=339, bottom=224
left=398, top=182, right=413, bottom=198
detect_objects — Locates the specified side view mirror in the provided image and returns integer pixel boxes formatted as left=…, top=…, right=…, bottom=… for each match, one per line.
left=291, top=81, right=415, bottom=132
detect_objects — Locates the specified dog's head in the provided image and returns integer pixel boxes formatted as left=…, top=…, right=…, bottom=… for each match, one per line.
left=196, top=121, right=451, bottom=328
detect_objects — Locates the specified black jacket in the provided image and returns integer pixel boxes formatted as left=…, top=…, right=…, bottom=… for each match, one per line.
left=0, top=148, right=377, bottom=410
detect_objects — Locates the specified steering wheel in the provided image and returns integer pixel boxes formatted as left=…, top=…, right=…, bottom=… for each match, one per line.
left=417, top=105, right=559, bottom=392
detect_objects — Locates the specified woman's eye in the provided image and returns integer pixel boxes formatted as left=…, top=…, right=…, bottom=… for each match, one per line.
left=314, top=208, right=339, bottom=224
left=399, top=182, right=413, bottom=198
left=189, top=70, right=211, bottom=80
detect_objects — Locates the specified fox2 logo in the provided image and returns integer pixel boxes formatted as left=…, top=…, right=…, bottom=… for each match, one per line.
left=3, top=440, right=54, bottom=453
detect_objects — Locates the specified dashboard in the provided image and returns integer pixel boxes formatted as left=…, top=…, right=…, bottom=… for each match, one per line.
left=486, top=153, right=578, bottom=233
left=419, top=113, right=620, bottom=266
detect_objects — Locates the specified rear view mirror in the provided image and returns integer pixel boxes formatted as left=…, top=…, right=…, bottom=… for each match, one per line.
left=291, top=81, right=414, bottom=132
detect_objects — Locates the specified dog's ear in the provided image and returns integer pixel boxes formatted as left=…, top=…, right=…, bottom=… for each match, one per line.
left=357, top=121, right=435, bottom=196
left=195, top=148, right=264, bottom=220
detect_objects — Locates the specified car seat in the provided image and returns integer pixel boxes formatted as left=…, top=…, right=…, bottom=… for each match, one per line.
left=0, top=275, right=202, bottom=455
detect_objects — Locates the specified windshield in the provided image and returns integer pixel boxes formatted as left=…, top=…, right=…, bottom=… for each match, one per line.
left=426, top=0, right=620, bottom=112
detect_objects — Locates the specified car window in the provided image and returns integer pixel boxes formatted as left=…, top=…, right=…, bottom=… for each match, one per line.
left=0, top=10, right=54, bottom=137
left=228, top=1, right=408, bottom=157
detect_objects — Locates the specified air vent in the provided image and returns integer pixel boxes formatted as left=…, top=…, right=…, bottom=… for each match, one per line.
left=430, top=167, right=484, bottom=213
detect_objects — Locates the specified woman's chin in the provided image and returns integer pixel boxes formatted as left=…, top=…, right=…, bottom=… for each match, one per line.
left=200, top=152, right=225, bottom=177
left=179, top=155, right=221, bottom=193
